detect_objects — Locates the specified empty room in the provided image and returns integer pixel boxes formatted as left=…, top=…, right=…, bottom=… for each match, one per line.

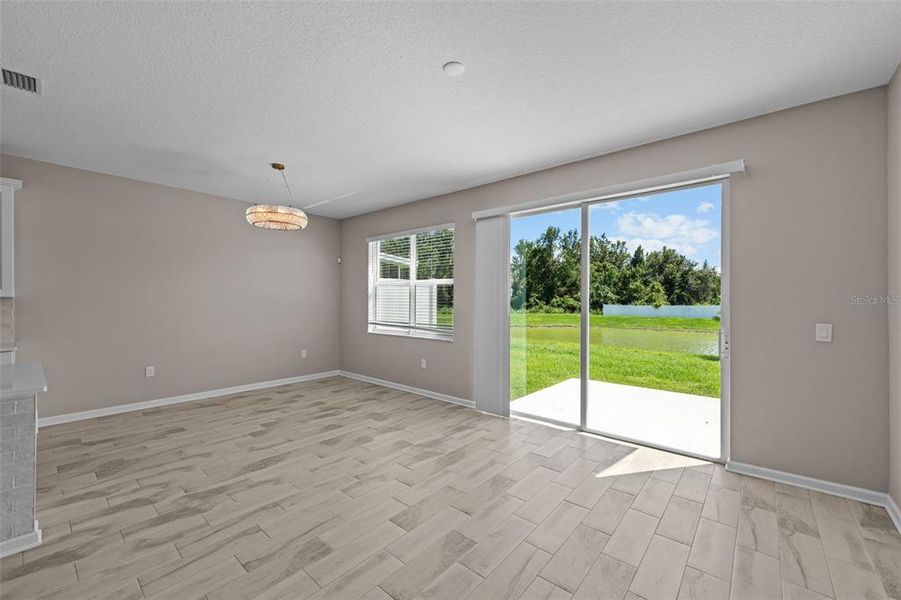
left=1, top=1, right=901, bottom=599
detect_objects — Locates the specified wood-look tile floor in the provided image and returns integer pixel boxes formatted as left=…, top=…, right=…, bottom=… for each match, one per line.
left=2, top=376, right=900, bottom=600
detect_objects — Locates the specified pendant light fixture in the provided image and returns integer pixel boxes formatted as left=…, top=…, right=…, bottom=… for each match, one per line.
left=245, top=163, right=309, bottom=230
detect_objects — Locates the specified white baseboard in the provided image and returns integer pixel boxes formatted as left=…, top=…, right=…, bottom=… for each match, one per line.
left=0, top=522, right=41, bottom=558
left=339, top=370, right=474, bottom=409
left=727, top=460, right=900, bottom=532
left=885, top=494, right=901, bottom=534
left=38, top=370, right=342, bottom=428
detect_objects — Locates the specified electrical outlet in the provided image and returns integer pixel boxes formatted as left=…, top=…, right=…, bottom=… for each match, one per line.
left=301, top=349, right=307, bottom=359
left=815, top=323, right=833, bottom=343
left=420, top=359, right=427, bottom=369
left=145, top=366, right=155, bottom=378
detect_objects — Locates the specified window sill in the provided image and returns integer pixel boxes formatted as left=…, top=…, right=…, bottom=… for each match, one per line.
left=367, top=325, right=453, bottom=343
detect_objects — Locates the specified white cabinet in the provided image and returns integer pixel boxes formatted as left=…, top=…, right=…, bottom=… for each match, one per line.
left=0, top=178, right=21, bottom=298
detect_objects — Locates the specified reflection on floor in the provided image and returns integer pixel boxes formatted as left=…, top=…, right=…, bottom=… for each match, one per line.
left=510, top=378, right=720, bottom=458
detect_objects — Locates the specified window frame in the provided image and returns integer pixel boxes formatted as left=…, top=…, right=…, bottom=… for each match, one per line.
left=367, top=223, right=454, bottom=342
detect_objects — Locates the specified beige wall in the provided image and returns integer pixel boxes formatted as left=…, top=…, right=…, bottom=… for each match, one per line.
left=341, top=88, right=890, bottom=491
left=2, top=155, right=341, bottom=417
left=889, top=65, right=901, bottom=504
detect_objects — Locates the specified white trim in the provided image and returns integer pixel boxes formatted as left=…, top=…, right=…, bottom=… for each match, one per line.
left=0, top=178, right=23, bottom=192
left=367, top=324, right=453, bottom=342
left=719, top=179, right=731, bottom=462
left=886, top=495, right=901, bottom=534
left=37, top=368, right=474, bottom=430
left=579, top=204, right=589, bottom=430
left=0, top=522, right=41, bottom=558
left=366, top=222, right=455, bottom=244
left=727, top=461, right=900, bottom=531
left=37, top=370, right=341, bottom=427
left=339, top=370, right=474, bottom=409
left=471, top=159, right=745, bottom=220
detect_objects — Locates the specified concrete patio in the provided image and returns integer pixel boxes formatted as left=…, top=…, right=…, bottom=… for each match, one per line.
left=510, top=378, right=720, bottom=458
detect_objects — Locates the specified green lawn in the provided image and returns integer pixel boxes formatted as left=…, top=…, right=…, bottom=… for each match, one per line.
left=510, top=312, right=720, bottom=399
left=437, top=308, right=453, bottom=327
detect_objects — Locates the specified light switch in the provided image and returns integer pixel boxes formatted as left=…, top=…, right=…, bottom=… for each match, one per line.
left=815, top=323, right=832, bottom=343
left=145, top=365, right=156, bottom=377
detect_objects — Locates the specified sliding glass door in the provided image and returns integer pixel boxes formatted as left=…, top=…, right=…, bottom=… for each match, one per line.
left=509, top=182, right=727, bottom=460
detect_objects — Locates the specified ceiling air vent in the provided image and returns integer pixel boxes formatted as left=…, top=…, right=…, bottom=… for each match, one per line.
left=2, top=68, right=41, bottom=94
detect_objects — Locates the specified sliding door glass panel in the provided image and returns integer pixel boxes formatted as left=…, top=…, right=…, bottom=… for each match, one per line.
left=586, top=184, right=722, bottom=458
left=509, top=207, right=582, bottom=426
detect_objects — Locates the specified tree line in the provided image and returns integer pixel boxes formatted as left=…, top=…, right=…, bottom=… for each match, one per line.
left=511, top=226, right=720, bottom=312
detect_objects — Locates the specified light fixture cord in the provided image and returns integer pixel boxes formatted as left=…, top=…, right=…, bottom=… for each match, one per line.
left=280, top=169, right=296, bottom=207
left=253, top=168, right=275, bottom=206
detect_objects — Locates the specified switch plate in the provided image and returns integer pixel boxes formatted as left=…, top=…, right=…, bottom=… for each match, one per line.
left=301, top=349, right=307, bottom=359
left=815, top=323, right=832, bottom=343
left=145, top=365, right=155, bottom=377
left=420, top=359, right=427, bottom=369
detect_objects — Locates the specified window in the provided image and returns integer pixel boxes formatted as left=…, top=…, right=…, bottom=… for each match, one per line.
left=368, top=225, right=454, bottom=340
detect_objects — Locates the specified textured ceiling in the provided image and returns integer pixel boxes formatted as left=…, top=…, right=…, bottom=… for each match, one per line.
left=1, top=2, right=899, bottom=219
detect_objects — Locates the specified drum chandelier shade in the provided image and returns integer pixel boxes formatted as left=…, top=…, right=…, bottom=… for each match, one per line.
left=246, top=163, right=308, bottom=230
left=245, top=203, right=308, bottom=230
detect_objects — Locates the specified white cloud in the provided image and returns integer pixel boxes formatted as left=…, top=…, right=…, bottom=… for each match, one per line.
left=616, top=211, right=718, bottom=247
left=697, top=202, right=715, bottom=214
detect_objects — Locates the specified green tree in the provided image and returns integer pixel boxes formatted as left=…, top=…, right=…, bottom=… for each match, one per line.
left=510, top=227, right=720, bottom=312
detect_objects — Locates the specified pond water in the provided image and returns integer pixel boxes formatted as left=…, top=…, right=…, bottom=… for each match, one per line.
left=518, top=326, right=719, bottom=356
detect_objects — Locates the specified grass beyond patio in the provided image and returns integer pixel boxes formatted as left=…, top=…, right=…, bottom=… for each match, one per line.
left=510, top=312, right=720, bottom=399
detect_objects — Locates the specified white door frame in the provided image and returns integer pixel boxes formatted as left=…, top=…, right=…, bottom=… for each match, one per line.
left=719, top=179, right=732, bottom=463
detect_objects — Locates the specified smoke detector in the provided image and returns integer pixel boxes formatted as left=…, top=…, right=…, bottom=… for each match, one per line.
left=442, top=62, right=465, bottom=76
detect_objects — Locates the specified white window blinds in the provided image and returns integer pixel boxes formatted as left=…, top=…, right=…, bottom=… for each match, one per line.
left=368, top=226, right=454, bottom=340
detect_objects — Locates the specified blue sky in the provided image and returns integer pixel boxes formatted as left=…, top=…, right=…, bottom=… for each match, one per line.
left=511, top=183, right=722, bottom=269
